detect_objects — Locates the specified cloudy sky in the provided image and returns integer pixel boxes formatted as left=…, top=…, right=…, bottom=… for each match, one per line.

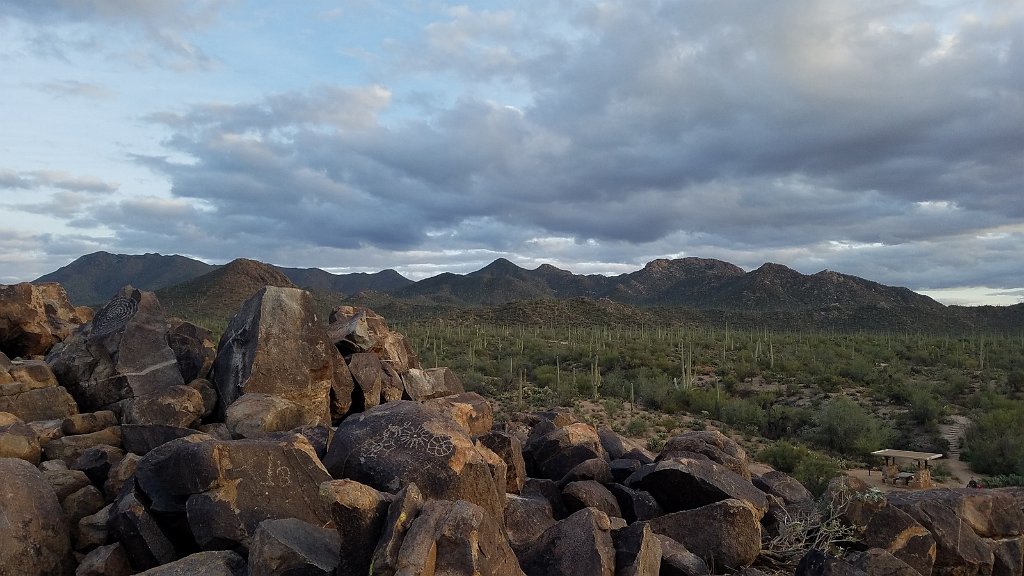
left=1, top=1, right=1021, bottom=305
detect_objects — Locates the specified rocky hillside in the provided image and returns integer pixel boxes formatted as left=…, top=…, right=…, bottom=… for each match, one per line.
left=2, top=281, right=1023, bottom=576
left=35, top=251, right=214, bottom=305
left=155, top=258, right=297, bottom=330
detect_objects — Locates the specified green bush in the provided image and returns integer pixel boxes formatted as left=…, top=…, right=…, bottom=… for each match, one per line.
left=793, top=453, right=843, bottom=497
left=626, top=418, right=650, bottom=436
left=907, top=388, right=943, bottom=426
left=758, top=441, right=810, bottom=473
left=812, top=397, right=893, bottom=459
left=962, top=403, right=1024, bottom=475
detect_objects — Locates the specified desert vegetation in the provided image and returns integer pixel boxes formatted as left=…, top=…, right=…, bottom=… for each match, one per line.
left=393, top=316, right=1024, bottom=481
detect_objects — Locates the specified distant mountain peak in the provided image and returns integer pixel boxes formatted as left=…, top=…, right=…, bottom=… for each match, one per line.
left=474, top=258, right=525, bottom=276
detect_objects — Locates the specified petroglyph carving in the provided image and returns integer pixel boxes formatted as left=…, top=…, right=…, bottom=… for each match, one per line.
left=360, top=421, right=455, bottom=458
left=91, top=295, right=138, bottom=335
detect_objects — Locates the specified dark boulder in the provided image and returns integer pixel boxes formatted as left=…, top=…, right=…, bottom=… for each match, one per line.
left=323, top=400, right=504, bottom=519
left=796, top=549, right=868, bottom=576
left=647, top=498, right=762, bottom=571
left=248, top=517, right=340, bottom=576
left=479, top=430, right=527, bottom=494
left=320, top=478, right=395, bottom=575
left=658, top=534, right=711, bottom=576
left=517, top=507, right=616, bottom=576
left=626, top=457, right=768, bottom=517
left=391, top=499, right=525, bottom=576
left=167, top=319, right=216, bottom=383
left=75, top=542, right=133, bottom=576
left=657, top=430, right=751, bottom=479
left=134, top=550, right=247, bottom=575
left=370, top=483, right=426, bottom=576
left=526, top=421, right=607, bottom=481
left=562, top=480, right=622, bottom=519
left=134, top=435, right=332, bottom=551
left=613, top=521, right=662, bottom=576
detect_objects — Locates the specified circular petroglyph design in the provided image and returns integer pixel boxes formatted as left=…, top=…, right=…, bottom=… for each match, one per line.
left=91, top=296, right=138, bottom=335
left=359, top=422, right=455, bottom=458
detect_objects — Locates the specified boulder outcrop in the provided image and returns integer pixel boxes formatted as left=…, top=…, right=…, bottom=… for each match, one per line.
left=212, top=286, right=348, bottom=426
left=323, top=399, right=505, bottom=519
left=46, top=287, right=184, bottom=414
left=0, top=282, right=91, bottom=358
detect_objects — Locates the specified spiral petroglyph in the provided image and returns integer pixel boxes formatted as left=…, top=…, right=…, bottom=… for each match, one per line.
left=91, top=296, right=138, bottom=335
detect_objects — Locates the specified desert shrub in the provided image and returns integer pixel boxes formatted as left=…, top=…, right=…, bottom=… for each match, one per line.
left=720, top=398, right=765, bottom=433
left=962, top=403, right=1024, bottom=475
left=1007, top=370, right=1024, bottom=394
left=761, top=404, right=815, bottom=440
left=907, top=388, right=943, bottom=427
left=984, top=474, right=1024, bottom=488
left=811, top=397, right=894, bottom=459
left=759, top=441, right=811, bottom=473
left=626, top=417, right=650, bottom=436
left=793, top=453, right=843, bottom=497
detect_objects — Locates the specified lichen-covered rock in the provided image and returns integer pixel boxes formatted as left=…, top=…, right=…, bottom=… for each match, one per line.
left=0, top=457, right=74, bottom=576
left=46, top=287, right=184, bottom=413
left=0, top=282, right=90, bottom=358
left=212, top=286, right=348, bottom=426
left=323, top=400, right=504, bottom=520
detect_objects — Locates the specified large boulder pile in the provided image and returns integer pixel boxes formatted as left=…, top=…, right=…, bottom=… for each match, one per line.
left=2, top=280, right=1020, bottom=576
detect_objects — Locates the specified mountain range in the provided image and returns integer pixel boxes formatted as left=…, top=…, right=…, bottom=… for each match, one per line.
left=31, top=251, right=1022, bottom=333
left=35, top=251, right=412, bottom=305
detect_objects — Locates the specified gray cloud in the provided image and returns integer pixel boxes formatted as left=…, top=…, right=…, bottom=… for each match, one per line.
left=0, top=170, right=118, bottom=193
left=3, top=0, right=1020, bottom=302
left=0, top=0, right=226, bottom=70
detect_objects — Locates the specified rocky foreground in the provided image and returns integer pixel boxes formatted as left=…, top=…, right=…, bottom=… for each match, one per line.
left=1, top=282, right=1023, bottom=576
